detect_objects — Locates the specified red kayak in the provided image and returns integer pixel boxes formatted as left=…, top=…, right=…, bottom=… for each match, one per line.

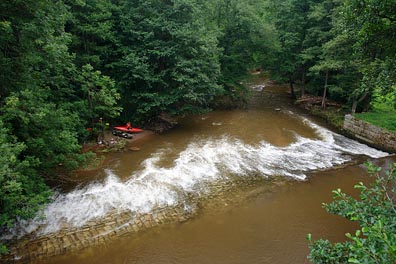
left=113, top=124, right=143, bottom=134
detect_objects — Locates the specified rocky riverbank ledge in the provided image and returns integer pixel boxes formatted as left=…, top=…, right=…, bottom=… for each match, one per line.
left=343, top=114, right=396, bottom=153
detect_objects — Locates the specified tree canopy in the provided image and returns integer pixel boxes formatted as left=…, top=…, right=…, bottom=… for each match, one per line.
left=1, top=0, right=395, bottom=256
left=0, top=0, right=275, bottom=246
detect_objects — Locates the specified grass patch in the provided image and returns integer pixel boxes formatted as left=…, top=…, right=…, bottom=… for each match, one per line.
left=355, top=111, right=396, bottom=132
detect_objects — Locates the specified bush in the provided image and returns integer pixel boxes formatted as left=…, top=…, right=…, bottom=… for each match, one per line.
left=307, top=163, right=396, bottom=263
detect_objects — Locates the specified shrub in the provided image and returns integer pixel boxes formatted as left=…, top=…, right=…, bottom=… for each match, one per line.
left=307, top=163, right=396, bottom=263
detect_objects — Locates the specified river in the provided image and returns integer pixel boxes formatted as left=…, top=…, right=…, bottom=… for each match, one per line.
left=10, top=77, right=394, bottom=264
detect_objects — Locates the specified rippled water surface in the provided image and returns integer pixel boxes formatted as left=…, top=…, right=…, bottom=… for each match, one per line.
left=39, top=166, right=376, bottom=264
left=13, top=77, right=394, bottom=263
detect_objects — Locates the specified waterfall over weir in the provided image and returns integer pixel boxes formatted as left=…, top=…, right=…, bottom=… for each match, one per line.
left=4, top=112, right=387, bottom=241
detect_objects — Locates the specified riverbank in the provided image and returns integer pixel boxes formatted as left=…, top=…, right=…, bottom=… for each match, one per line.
left=82, top=129, right=155, bottom=153
left=53, top=130, right=158, bottom=191
left=1, top=77, right=390, bottom=264
left=77, top=130, right=155, bottom=168
left=294, top=97, right=396, bottom=153
left=294, top=95, right=346, bottom=129
left=343, top=114, right=396, bottom=153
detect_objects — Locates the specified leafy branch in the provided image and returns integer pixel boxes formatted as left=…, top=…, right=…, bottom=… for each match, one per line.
left=308, top=163, right=396, bottom=263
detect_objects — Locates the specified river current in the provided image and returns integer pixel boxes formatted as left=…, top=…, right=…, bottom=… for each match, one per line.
left=7, top=78, right=393, bottom=263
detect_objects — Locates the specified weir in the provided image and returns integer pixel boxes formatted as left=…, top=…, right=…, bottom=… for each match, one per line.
left=1, top=81, right=389, bottom=263
left=2, top=205, right=195, bottom=263
left=2, top=176, right=287, bottom=263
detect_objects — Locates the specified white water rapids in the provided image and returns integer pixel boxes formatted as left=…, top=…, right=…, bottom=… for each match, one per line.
left=3, top=114, right=388, bottom=239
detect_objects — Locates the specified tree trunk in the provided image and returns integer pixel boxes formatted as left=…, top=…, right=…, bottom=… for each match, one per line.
left=362, top=93, right=372, bottom=112
left=351, top=101, right=358, bottom=114
left=351, top=91, right=369, bottom=113
left=301, top=67, right=306, bottom=97
left=289, top=76, right=295, bottom=99
left=321, top=70, right=328, bottom=109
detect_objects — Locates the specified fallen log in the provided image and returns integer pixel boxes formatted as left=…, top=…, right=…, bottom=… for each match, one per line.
left=295, top=95, right=341, bottom=107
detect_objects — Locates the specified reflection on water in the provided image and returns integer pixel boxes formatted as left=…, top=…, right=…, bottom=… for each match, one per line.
left=10, top=78, right=393, bottom=263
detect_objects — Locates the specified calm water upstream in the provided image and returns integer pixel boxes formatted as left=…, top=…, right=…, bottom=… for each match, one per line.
left=15, top=77, right=393, bottom=264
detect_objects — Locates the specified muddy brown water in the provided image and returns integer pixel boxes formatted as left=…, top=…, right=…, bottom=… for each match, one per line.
left=37, top=166, right=371, bottom=264
left=24, top=78, right=394, bottom=264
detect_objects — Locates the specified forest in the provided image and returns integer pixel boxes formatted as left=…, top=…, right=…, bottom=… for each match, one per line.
left=1, top=0, right=396, bottom=259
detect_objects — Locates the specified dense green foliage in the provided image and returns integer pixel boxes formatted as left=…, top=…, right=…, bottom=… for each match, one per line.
left=0, top=0, right=120, bottom=248
left=308, top=164, right=396, bottom=263
left=0, top=0, right=274, bottom=250
left=269, top=0, right=396, bottom=112
left=0, top=0, right=395, bottom=256
left=0, top=121, right=51, bottom=227
left=114, top=0, right=223, bottom=121
left=355, top=81, right=396, bottom=132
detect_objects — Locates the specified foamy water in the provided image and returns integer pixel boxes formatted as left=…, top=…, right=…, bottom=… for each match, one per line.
left=3, top=116, right=388, bottom=239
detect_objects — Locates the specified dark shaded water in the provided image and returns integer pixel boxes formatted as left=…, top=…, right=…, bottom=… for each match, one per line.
left=22, top=77, right=392, bottom=264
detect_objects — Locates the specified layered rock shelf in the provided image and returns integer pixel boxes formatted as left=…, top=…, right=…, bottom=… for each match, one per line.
left=1, top=178, right=269, bottom=263
left=1, top=205, right=196, bottom=263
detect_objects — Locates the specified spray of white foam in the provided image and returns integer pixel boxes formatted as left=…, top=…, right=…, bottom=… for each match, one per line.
left=4, top=116, right=388, bottom=239
left=302, top=116, right=387, bottom=158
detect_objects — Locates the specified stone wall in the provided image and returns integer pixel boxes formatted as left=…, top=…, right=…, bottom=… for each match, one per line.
left=343, top=114, right=396, bottom=153
left=1, top=205, right=196, bottom=263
